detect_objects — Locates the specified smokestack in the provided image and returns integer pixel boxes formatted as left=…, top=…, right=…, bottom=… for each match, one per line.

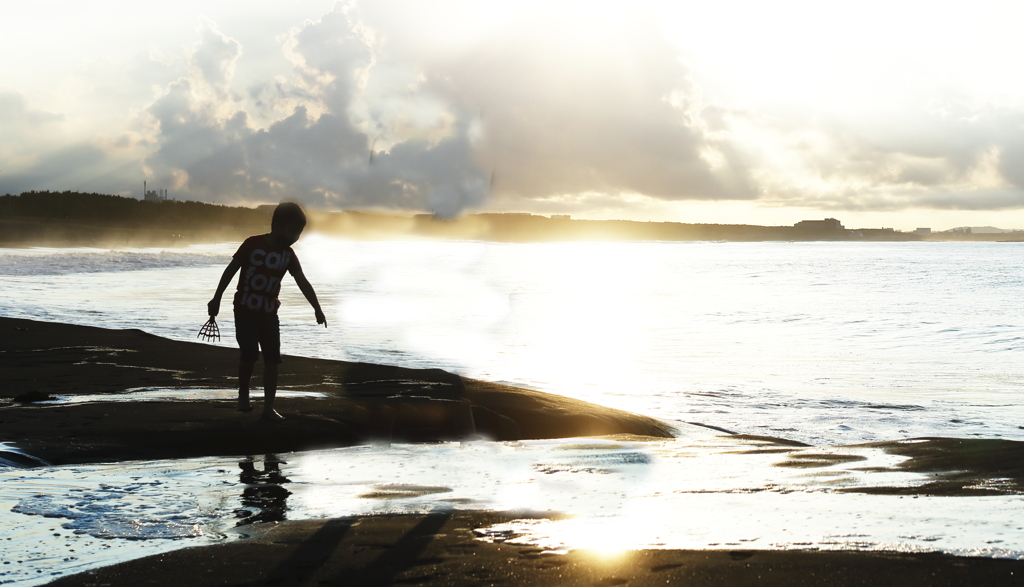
left=144, top=180, right=147, bottom=198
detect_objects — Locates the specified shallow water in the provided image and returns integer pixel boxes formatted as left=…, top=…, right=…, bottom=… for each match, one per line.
left=1, top=457, right=239, bottom=585
left=36, top=388, right=328, bottom=407
left=4, top=436, right=1024, bottom=585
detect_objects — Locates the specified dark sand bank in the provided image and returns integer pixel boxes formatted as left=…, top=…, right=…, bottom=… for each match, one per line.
left=839, top=437, right=1024, bottom=496
left=47, top=512, right=1024, bottom=587
left=0, top=317, right=675, bottom=464
left=757, top=437, right=1024, bottom=496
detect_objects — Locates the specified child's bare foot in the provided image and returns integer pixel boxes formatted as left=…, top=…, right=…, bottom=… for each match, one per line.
left=260, top=409, right=285, bottom=421
left=238, top=399, right=253, bottom=413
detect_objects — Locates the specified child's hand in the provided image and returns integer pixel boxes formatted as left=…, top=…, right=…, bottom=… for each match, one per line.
left=315, top=308, right=327, bottom=328
left=208, top=298, right=220, bottom=317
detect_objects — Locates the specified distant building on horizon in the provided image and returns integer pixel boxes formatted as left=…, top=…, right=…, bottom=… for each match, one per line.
left=794, top=218, right=844, bottom=230
left=913, top=228, right=932, bottom=235
left=143, top=180, right=168, bottom=202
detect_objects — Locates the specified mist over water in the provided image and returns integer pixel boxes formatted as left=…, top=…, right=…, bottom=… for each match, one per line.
left=2, top=238, right=1024, bottom=445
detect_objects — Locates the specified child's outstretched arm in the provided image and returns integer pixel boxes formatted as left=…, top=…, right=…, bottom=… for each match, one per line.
left=293, top=271, right=327, bottom=327
left=208, top=258, right=242, bottom=317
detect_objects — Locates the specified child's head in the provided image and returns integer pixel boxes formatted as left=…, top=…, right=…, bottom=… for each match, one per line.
left=271, top=202, right=306, bottom=246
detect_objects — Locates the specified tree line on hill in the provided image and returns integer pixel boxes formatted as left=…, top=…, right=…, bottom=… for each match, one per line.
left=0, top=191, right=271, bottom=246
left=1, top=190, right=269, bottom=228
left=5, top=190, right=996, bottom=246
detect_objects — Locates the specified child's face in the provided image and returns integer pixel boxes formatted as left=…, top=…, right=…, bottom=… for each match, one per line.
left=275, top=222, right=305, bottom=247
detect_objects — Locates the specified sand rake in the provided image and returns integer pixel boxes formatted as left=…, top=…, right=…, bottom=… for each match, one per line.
left=197, top=316, right=221, bottom=342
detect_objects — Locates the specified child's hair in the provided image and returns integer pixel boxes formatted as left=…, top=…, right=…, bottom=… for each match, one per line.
left=271, top=202, right=306, bottom=231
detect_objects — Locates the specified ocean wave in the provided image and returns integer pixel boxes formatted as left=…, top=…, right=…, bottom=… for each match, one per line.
left=0, top=247, right=232, bottom=276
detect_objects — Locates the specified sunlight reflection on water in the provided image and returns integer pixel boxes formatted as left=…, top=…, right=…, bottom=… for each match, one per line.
left=4, top=435, right=1024, bottom=585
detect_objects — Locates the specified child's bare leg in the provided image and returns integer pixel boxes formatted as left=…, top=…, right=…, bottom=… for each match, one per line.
left=238, top=360, right=256, bottom=412
left=260, top=361, right=284, bottom=420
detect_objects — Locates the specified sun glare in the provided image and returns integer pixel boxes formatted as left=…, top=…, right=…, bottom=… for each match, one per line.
left=556, top=517, right=650, bottom=558
left=522, top=243, right=656, bottom=404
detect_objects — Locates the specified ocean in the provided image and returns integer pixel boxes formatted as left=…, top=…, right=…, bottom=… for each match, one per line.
left=3, top=237, right=1024, bottom=584
left=4, top=236, right=1024, bottom=444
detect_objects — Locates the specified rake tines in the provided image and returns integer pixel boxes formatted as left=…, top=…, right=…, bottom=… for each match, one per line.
left=197, top=316, right=221, bottom=342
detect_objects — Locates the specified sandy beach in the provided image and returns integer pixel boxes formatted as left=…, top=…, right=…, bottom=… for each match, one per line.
left=5, top=316, right=1024, bottom=585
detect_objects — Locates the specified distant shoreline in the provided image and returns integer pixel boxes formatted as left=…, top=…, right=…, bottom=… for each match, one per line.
left=4, top=191, right=1022, bottom=246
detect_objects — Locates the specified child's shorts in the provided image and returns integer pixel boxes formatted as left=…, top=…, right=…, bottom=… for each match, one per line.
left=234, top=310, right=282, bottom=364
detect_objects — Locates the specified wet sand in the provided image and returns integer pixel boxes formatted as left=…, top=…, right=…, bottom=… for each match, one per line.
left=46, top=512, right=1024, bottom=587
left=7, top=316, right=1024, bottom=585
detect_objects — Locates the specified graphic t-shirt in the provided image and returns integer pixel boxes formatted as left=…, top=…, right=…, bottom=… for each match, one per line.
left=232, top=235, right=303, bottom=315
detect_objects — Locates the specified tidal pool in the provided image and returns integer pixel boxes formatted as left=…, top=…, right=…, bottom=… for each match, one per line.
left=4, top=432, right=1024, bottom=586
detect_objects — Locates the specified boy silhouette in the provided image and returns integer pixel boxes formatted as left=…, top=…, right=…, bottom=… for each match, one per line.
left=207, top=202, right=326, bottom=420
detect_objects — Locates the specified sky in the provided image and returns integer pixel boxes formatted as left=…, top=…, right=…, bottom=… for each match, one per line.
left=3, top=0, right=1024, bottom=230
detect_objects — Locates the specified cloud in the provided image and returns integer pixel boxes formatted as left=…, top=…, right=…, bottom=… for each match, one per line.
left=359, top=2, right=754, bottom=202
left=0, top=91, right=66, bottom=165
left=191, top=19, right=242, bottom=95
left=5, top=2, right=1024, bottom=216
left=4, top=144, right=101, bottom=187
left=69, top=4, right=753, bottom=215
left=0, top=50, right=181, bottom=197
left=137, top=9, right=492, bottom=216
left=0, top=92, right=148, bottom=195
left=712, top=94, right=1024, bottom=212
left=0, top=143, right=144, bottom=196
left=0, top=92, right=64, bottom=127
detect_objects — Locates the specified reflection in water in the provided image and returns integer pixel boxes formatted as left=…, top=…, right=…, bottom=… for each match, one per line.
left=235, top=454, right=291, bottom=526
left=6, top=437, right=1024, bottom=586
